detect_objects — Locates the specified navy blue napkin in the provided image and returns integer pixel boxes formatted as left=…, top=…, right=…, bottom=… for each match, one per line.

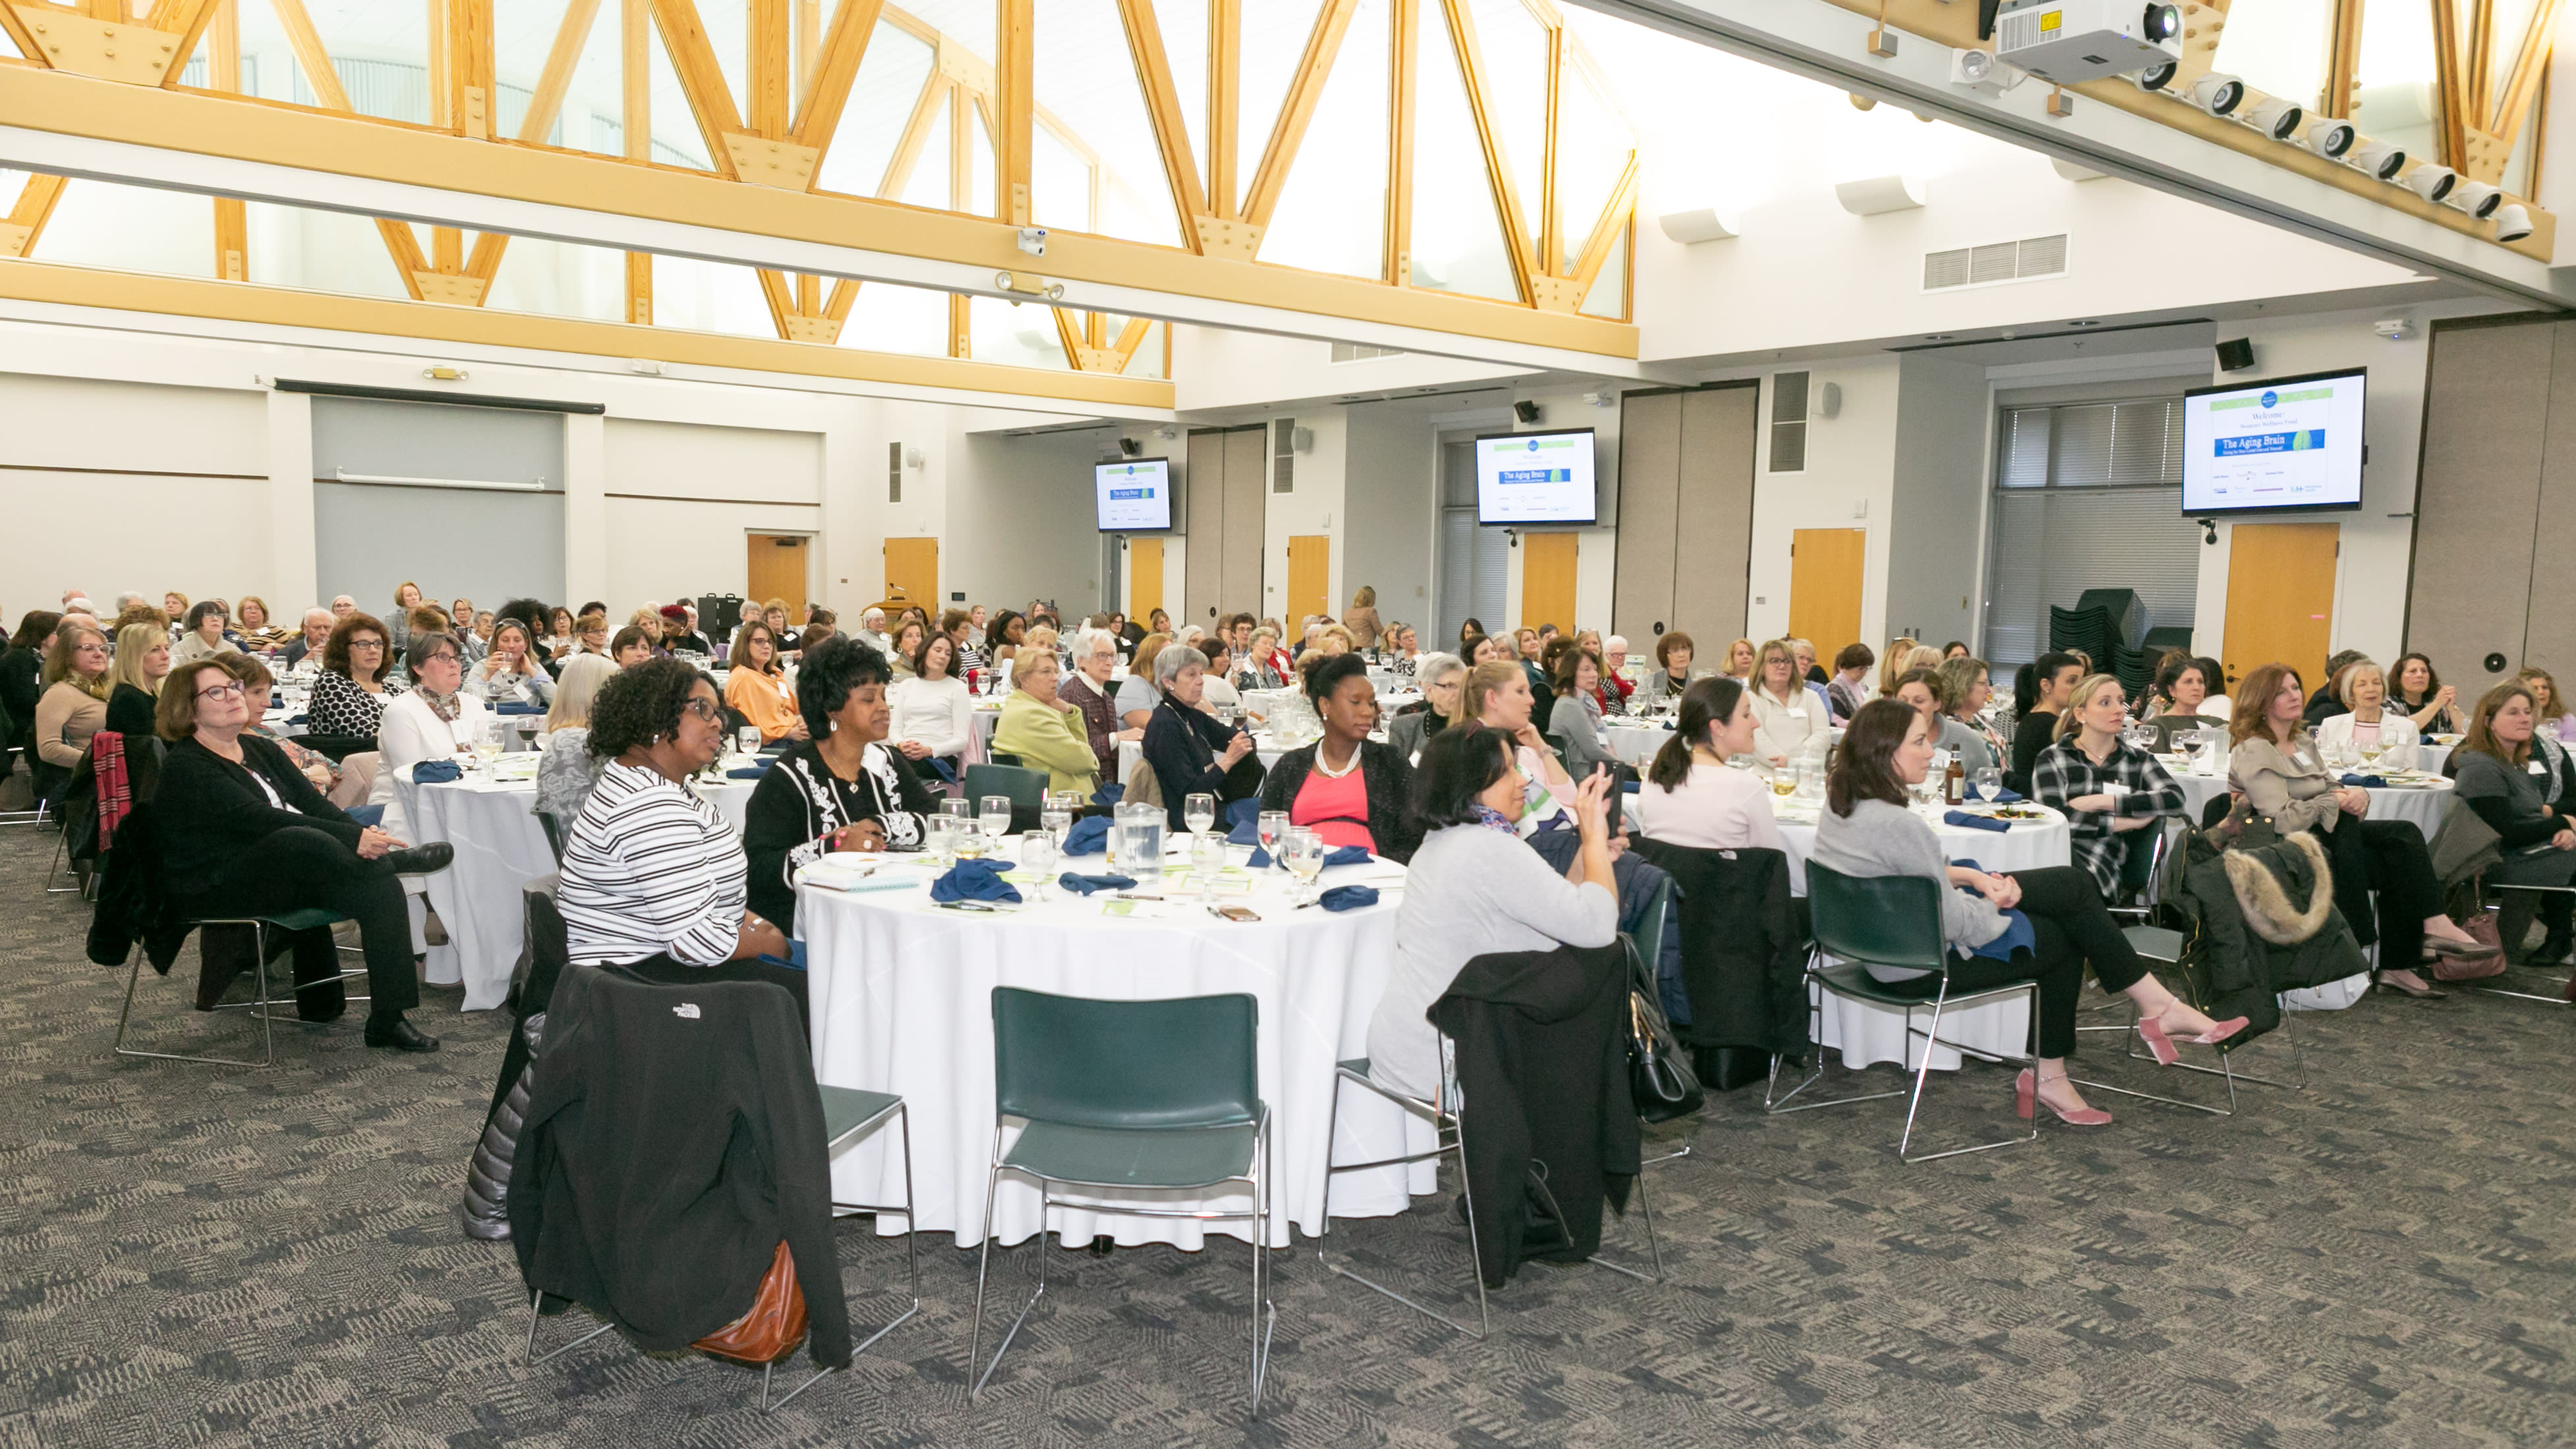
left=282, top=714, right=309, bottom=727
left=1318, top=885, right=1379, bottom=912
left=1966, top=783, right=2022, bottom=803
left=1057, top=872, right=1137, bottom=896
left=493, top=702, right=543, bottom=716
left=930, top=858, right=1022, bottom=905
left=1249, top=842, right=1373, bottom=870
left=1091, top=782, right=1125, bottom=806
left=412, top=760, right=462, bottom=783
left=1224, top=797, right=1262, bottom=831
left=2338, top=774, right=2387, bottom=788
left=1227, top=814, right=1259, bottom=846
left=1942, top=810, right=2012, bottom=833
left=755, top=941, right=809, bottom=971
left=1063, top=815, right=1112, bottom=856
left=726, top=761, right=772, bottom=779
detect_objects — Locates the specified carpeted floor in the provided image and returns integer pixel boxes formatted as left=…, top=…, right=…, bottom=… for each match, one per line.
left=4, top=824, right=2574, bottom=1448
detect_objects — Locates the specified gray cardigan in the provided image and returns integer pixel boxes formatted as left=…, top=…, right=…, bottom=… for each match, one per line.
left=1547, top=695, right=1618, bottom=780
left=1810, top=796, right=2008, bottom=972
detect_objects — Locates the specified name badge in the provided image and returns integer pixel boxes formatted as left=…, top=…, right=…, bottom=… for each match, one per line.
left=2533, top=760, right=2550, bottom=775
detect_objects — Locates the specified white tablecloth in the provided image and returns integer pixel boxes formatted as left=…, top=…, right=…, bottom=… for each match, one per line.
left=1601, top=720, right=1675, bottom=768
left=799, top=841, right=1428, bottom=1249
left=2165, top=768, right=2455, bottom=838
left=394, top=768, right=753, bottom=1011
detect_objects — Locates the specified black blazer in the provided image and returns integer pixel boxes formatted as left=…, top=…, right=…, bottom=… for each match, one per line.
left=1141, top=697, right=1264, bottom=831
left=154, top=734, right=363, bottom=898
left=2007, top=710, right=2058, bottom=796
left=1628, top=839, right=1808, bottom=1057
left=104, top=683, right=157, bottom=741
left=1258, top=738, right=1420, bottom=862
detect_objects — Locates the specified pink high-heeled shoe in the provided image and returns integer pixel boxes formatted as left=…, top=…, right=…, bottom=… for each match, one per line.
left=2139, top=1012, right=2251, bottom=1066
left=2016, top=1068, right=2112, bottom=1126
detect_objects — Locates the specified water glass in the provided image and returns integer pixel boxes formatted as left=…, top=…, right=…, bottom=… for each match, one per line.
left=1284, top=828, right=1327, bottom=902
left=1021, top=833, right=1058, bottom=899
left=1039, top=797, right=1073, bottom=849
left=1184, top=792, right=1218, bottom=839
left=738, top=725, right=762, bottom=757
left=1191, top=831, right=1228, bottom=904
left=1119, top=803, right=1164, bottom=872
left=1256, top=810, right=1290, bottom=870
left=1972, top=766, right=2002, bottom=802
left=980, top=794, right=1013, bottom=845
left=925, top=813, right=953, bottom=860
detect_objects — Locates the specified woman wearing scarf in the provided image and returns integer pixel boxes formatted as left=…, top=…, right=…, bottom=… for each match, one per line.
left=369, top=631, right=493, bottom=847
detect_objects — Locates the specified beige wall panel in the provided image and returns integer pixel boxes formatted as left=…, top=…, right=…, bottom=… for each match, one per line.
left=1223, top=426, right=1267, bottom=619
left=2406, top=319, right=2553, bottom=695
left=1612, top=390, right=1680, bottom=641
left=1670, top=383, right=1759, bottom=649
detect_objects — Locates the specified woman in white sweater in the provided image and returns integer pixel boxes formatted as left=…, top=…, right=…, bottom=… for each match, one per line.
left=1627, top=675, right=1784, bottom=852
left=1746, top=638, right=1822, bottom=768
left=2313, top=659, right=2421, bottom=771
left=1367, top=727, right=1619, bottom=1099
left=369, top=633, right=493, bottom=845
left=886, top=631, right=974, bottom=779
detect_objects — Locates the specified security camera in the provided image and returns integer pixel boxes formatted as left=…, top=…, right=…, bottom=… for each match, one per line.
left=2244, top=95, right=2304, bottom=141
left=2188, top=71, right=2245, bottom=117
left=2303, top=118, right=2357, bottom=159
left=2133, top=59, right=2177, bottom=92
left=2450, top=179, right=2505, bottom=219
left=2373, top=317, right=2413, bottom=341
left=2402, top=164, right=2458, bottom=203
left=1015, top=226, right=1046, bottom=257
left=2348, top=140, right=2405, bottom=181
left=2495, top=203, right=2535, bottom=242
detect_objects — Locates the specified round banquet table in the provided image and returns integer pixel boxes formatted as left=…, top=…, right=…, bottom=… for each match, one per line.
left=2162, top=768, right=2455, bottom=838
left=394, top=766, right=753, bottom=1011
left=1600, top=720, right=1675, bottom=768
left=799, top=841, right=1432, bottom=1250
left=1771, top=800, right=2070, bottom=1074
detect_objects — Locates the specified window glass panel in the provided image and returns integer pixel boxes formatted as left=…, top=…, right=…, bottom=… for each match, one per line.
left=898, top=97, right=954, bottom=207
left=1121, top=319, right=1167, bottom=378
left=693, top=0, right=751, bottom=125
left=1236, top=0, right=1329, bottom=213
left=559, top=0, right=630, bottom=157
left=1032, top=119, right=1094, bottom=229
left=28, top=181, right=214, bottom=278
left=493, top=0, right=580, bottom=144
left=1578, top=223, right=1625, bottom=319
left=1034, top=0, right=1185, bottom=244
left=1410, top=0, right=1517, bottom=300
left=1258, top=0, right=1386, bottom=277
left=1553, top=59, right=1630, bottom=273
left=298, top=1, right=433, bottom=122
left=813, top=22, right=938, bottom=196
left=647, top=21, right=718, bottom=168
left=1459, top=0, right=1545, bottom=253
left=1155, top=0, right=1210, bottom=199
left=2209, top=0, right=2329, bottom=113
left=652, top=255, right=779, bottom=337
left=969, top=97, right=996, bottom=218
left=840, top=280, right=953, bottom=356
left=1981, top=396, right=2198, bottom=671
left=2353, top=3, right=2434, bottom=162
left=242, top=201, right=416, bottom=298
left=898, top=0, right=998, bottom=66
left=238, top=0, right=311, bottom=105
left=485, top=236, right=628, bottom=322
left=970, top=296, right=1073, bottom=369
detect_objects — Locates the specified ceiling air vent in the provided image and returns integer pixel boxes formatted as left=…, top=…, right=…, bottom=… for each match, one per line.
left=1330, top=342, right=1404, bottom=363
left=1922, top=233, right=2070, bottom=292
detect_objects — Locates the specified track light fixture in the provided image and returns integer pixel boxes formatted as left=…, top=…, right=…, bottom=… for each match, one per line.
left=2402, top=165, right=2458, bottom=203
left=2347, top=140, right=2406, bottom=181
left=2244, top=95, right=2303, bottom=140
left=2303, top=118, right=2357, bottom=159
left=2188, top=71, right=2244, bottom=116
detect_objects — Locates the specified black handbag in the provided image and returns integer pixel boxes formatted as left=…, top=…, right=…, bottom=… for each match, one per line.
left=1621, top=937, right=1704, bottom=1123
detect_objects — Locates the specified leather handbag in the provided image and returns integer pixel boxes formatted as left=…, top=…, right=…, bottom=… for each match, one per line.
left=1621, top=938, right=1704, bottom=1124
left=691, top=1241, right=807, bottom=1365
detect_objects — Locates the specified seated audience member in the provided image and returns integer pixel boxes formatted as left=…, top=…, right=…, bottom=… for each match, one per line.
left=536, top=653, right=617, bottom=825
left=230, top=652, right=368, bottom=813
left=884, top=618, right=928, bottom=680
left=2314, top=660, right=2421, bottom=770
left=854, top=606, right=890, bottom=654
left=2008, top=650, right=2084, bottom=794
left=2030, top=675, right=2185, bottom=897
left=1058, top=627, right=1133, bottom=772
left=1628, top=675, right=1784, bottom=851
left=1599, top=635, right=1636, bottom=708
left=722, top=618, right=805, bottom=744
left=469, top=618, right=556, bottom=710
left=658, top=605, right=713, bottom=658
left=1937, top=654, right=2009, bottom=765
left=1825, top=643, right=1876, bottom=722
left=493, top=598, right=554, bottom=664
left=2143, top=654, right=2228, bottom=752
left=798, top=608, right=838, bottom=653
left=154, top=656, right=449, bottom=1051
left=556, top=659, right=802, bottom=1017
left=1466, top=658, right=1581, bottom=838
left=1198, top=638, right=1242, bottom=712
left=3, top=610, right=59, bottom=774
left=1636, top=631, right=1696, bottom=706
left=1942, top=641, right=1972, bottom=661
left=1513, top=629, right=1549, bottom=697
left=2518, top=668, right=2576, bottom=744
left=372, top=631, right=491, bottom=839
left=1142, top=644, right=1264, bottom=830
left=171, top=598, right=241, bottom=668
left=306, top=614, right=404, bottom=739
left=754, top=598, right=794, bottom=654
left=1366, top=727, right=1619, bottom=1099
left=385, top=582, right=425, bottom=658
left=1259, top=652, right=1416, bottom=861
left=886, top=630, right=973, bottom=780
left=281, top=608, right=336, bottom=668
left=1454, top=618, right=1488, bottom=656
left=1719, top=637, right=1758, bottom=681
left=542, top=606, right=577, bottom=658
left=2454, top=682, right=2576, bottom=964
left=448, top=598, right=475, bottom=636
left=1792, top=637, right=1827, bottom=686
left=105, top=622, right=172, bottom=739
left=1234, top=628, right=1287, bottom=689
left=1387, top=652, right=1466, bottom=764
left=234, top=596, right=289, bottom=652
left=34, top=622, right=113, bottom=799
left=990, top=648, right=1098, bottom=797
left=2228, top=663, right=2493, bottom=999
left=1894, top=666, right=1995, bottom=776
left=1547, top=645, right=1619, bottom=781
left=1877, top=637, right=1920, bottom=698
left=1117, top=633, right=1172, bottom=727
left=161, top=592, right=191, bottom=639
left=942, top=609, right=985, bottom=675
left=1316, top=623, right=1356, bottom=658
left=329, top=594, right=357, bottom=619
left=2390, top=651, right=2463, bottom=735
left=608, top=624, right=656, bottom=667
left=2304, top=650, right=2368, bottom=727
left=985, top=610, right=1029, bottom=672
left=1747, top=637, right=1823, bottom=768
left=746, top=637, right=933, bottom=935
left=392, top=606, right=452, bottom=683
left=1818, top=699, right=2244, bottom=1126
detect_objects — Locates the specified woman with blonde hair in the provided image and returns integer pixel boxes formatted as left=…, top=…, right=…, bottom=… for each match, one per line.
left=2517, top=667, right=2576, bottom=744
left=1345, top=585, right=1382, bottom=652
left=387, top=581, right=425, bottom=657
left=1879, top=637, right=1921, bottom=698
left=536, top=653, right=618, bottom=823
left=1720, top=637, right=1758, bottom=681
left=1746, top=637, right=1821, bottom=767
left=104, top=620, right=173, bottom=739
left=2314, top=660, right=2421, bottom=771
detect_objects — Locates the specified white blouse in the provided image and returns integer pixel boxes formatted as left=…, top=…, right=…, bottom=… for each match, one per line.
left=1747, top=685, right=1821, bottom=762
left=368, top=688, right=494, bottom=842
left=1626, top=760, right=1786, bottom=853
left=887, top=673, right=975, bottom=758
left=2314, top=709, right=2422, bottom=772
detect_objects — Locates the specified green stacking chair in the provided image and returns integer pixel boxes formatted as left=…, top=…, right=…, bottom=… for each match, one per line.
left=971, top=988, right=1272, bottom=1414
left=961, top=762, right=1048, bottom=817
left=116, top=908, right=364, bottom=1069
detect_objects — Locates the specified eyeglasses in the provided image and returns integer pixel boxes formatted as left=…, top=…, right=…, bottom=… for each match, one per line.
left=350, top=639, right=384, bottom=649
left=682, top=698, right=722, bottom=722
left=195, top=681, right=244, bottom=700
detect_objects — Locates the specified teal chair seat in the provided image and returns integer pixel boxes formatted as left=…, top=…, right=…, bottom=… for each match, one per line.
left=963, top=762, right=1048, bottom=812
left=819, top=1084, right=904, bottom=1147
left=1811, top=959, right=1943, bottom=1009
left=1004, top=1121, right=1258, bottom=1190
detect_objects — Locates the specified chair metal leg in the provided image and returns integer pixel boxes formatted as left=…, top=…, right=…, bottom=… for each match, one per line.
left=1896, top=982, right=2039, bottom=1165
left=43, top=830, right=80, bottom=893
left=2070, top=995, right=2241, bottom=1117
left=1586, top=1154, right=1665, bottom=1284
left=1248, top=1113, right=1274, bottom=1415
left=827, top=1104, right=922, bottom=1360
left=525, top=1290, right=616, bottom=1365
left=1766, top=967, right=1908, bottom=1115
left=759, top=1357, right=834, bottom=1412
left=1316, top=1067, right=1489, bottom=1339
left=969, top=1133, right=1039, bottom=1400
left=113, top=923, right=277, bottom=1069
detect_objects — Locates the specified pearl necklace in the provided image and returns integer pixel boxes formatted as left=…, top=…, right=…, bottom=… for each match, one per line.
left=1314, top=743, right=1361, bottom=778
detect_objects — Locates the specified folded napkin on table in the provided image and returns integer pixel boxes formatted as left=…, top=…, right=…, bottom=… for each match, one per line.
left=1056, top=872, right=1137, bottom=896
left=726, top=761, right=772, bottom=779
left=1248, top=842, right=1374, bottom=870
left=1227, top=815, right=1259, bottom=846
left=493, top=702, right=543, bottom=716
left=930, top=858, right=1022, bottom=905
left=1318, top=885, right=1379, bottom=912
left=2338, top=774, right=2387, bottom=788
left=1942, top=810, right=2012, bottom=833
left=282, top=715, right=308, bottom=727
left=1965, top=783, right=2022, bottom=803
left=1063, top=815, right=1112, bottom=856
left=412, top=760, right=462, bottom=783
left=755, top=941, right=808, bottom=971
left=1090, top=782, right=1124, bottom=807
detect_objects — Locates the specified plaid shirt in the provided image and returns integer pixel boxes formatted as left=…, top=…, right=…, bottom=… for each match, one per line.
left=2030, top=735, right=2186, bottom=898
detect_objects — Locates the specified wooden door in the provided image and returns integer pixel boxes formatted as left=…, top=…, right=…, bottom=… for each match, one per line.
left=1287, top=534, right=1330, bottom=625
left=882, top=537, right=938, bottom=617
left=2222, top=522, right=2338, bottom=689
left=747, top=533, right=809, bottom=618
left=1787, top=528, right=1865, bottom=664
left=1127, top=537, right=1164, bottom=621
left=1520, top=531, right=1578, bottom=632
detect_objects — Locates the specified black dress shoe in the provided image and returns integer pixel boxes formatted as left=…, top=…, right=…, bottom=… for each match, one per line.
left=363, top=1015, right=441, bottom=1053
left=2530, top=933, right=2573, bottom=966
left=379, top=843, right=455, bottom=876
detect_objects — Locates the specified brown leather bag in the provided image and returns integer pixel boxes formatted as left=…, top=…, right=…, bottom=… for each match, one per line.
left=691, top=1241, right=807, bottom=1365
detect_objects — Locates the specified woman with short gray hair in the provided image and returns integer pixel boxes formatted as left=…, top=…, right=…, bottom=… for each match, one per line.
left=1387, top=652, right=1464, bottom=764
left=1141, top=643, right=1264, bottom=830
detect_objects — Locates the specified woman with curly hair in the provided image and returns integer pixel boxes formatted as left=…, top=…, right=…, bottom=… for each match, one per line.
left=743, top=637, right=934, bottom=934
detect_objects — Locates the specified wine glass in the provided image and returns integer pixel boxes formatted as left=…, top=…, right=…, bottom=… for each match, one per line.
left=473, top=720, right=505, bottom=770
left=925, top=812, right=953, bottom=860
left=1284, top=828, right=1327, bottom=903
left=1257, top=810, right=1290, bottom=871
left=1184, top=792, right=1218, bottom=840
left=1972, top=766, right=2002, bottom=803
left=979, top=794, right=1012, bottom=847
left=1039, top=793, right=1073, bottom=849
left=1191, top=830, right=1228, bottom=905
left=1021, top=831, right=1058, bottom=901
left=1770, top=762, right=1800, bottom=800
left=737, top=725, right=762, bottom=758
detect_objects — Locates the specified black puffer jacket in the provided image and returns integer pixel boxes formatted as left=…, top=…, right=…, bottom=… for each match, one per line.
left=2167, top=828, right=2365, bottom=1043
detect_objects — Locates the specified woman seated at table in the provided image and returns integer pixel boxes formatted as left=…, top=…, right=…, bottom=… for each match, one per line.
left=883, top=618, right=928, bottom=681
left=104, top=621, right=172, bottom=740
left=1935, top=655, right=2007, bottom=764
left=1231, top=627, right=1284, bottom=690
left=371, top=631, right=491, bottom=844
left=1366, top=727, right=1619, bottom=1099
left=990, top=648, right=1099, bottom=797
left=541, top=606, right=577, bottom=660
left=1547, top=645, right=1620, bottom=781
left=2228, top=662, right=2494, bottom=999
left=2139, top=655, right=2226, bottom=754
left=1386, top=652, right=1466, bottom=765
left=984, top=610, right=1028, bottom=672
left=552, top=610, right=609, bottom=672
left=2519, top=668, right=2576, bottom=745
left=468, top=618, right=556, bottom=711
left=1058, top=627, right=1133, bottom=773
left=2313, top=660, right=2421, bottom=772
left=1628, top=676, right=1784, bottom=851
left=1715, top=637, right=1756, bottom=683
left=1143, top=644, right=1263, bottom=831
left=2455, top=683, right=2576, bottom=964
left=2390, top=652, right=2463, bottom=736
left=887, top=630, right=974, bottom=782
left=746, top=637, right=934, bottom=935
left=1817, top=699, right=2245, bottom=1126
left=604, top=624, right=653, bottom=669
left=2029, top=675, right=2184, bottom=899
left=34, top=622, right=113, bottom=800
left=234, top=596, right=290, bottom=652
left=1877, top=637, right=1920, bottom=699
left=1635, top=631, right=1696, bottom=708
left=722, top=618, right=806, bottom=745
left=2008, top=651, right=2083, bottom=795
left=154, top=656, right=450, bottom=1052
left=171, top=600, right=240, bottom=666
left=556, top=659, right=801, bottom=1018
left=1748, top=638, right=1823, bottom=768
left=1115, top=632, right=1172, bottom=727
left=306, top=614, right=404, bottom=739
left=385, top=581, right=426, bottom=659
left=230, top=652, right=372, bottom=814
left=1260, top=652, right=1416, bottom=862
left=1893, top=667, right=1996, bottom=777
left=535, top=654, right=618, bottom=824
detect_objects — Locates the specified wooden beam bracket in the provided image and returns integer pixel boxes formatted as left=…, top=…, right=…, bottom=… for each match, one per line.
left=8, top=6, right=184, bottom=82
left=722, top=132, right=822, bottom=188
left=0, top=222, right=32, bottom=257
left=413, top=271, right=491, bottom=305
left=1191, top=214, right=1262, bottom=258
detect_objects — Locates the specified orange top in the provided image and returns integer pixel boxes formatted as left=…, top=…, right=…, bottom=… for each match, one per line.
left=724, top=667, right=801, bottom=742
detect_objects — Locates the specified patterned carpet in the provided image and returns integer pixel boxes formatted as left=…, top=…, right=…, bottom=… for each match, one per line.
left=4, top=823, right=2574, bottom=1449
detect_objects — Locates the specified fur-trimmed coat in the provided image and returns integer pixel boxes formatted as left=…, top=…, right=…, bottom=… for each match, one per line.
left=2165, top=829, right=2367, bottom=1043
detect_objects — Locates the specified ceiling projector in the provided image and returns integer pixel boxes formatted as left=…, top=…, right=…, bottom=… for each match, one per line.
left=1994, top=0, right=2183, bottom=85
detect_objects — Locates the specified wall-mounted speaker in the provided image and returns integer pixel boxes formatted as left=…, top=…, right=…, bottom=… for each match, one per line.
left=1513, top=400, right=1542, bottom=424
left=2215, top=337, right=2257, bottom=372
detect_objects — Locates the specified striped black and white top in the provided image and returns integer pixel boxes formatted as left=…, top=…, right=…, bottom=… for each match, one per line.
left=557, top=760, right=745, bottom=968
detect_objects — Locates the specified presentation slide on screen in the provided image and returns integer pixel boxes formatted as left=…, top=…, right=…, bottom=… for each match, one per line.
left=1094, top=459, right=1171, bottom=531
left=1474, top=432, right=1597, bottom=523
left=2182, top=373, right=2366, bottom=512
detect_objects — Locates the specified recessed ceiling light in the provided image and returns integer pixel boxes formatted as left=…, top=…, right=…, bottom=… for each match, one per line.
left=1924, top=333, right=1954, bottom=341
left=2067, top=319, right=2102, bottom=327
